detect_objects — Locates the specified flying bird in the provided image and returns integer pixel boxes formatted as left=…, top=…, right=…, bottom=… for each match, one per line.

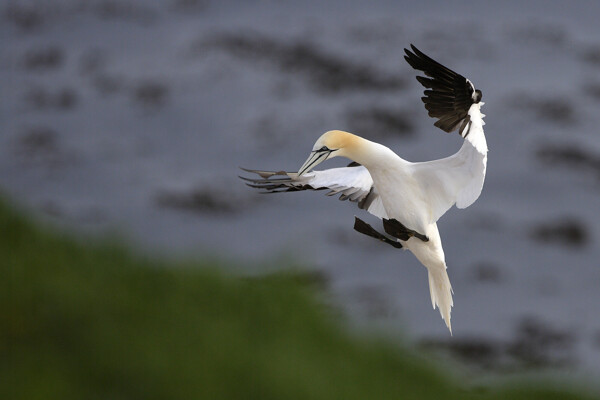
left=241, top=45, right=487, bottom=333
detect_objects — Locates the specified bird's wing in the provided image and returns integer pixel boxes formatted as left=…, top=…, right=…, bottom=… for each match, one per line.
left=411, top=121, right=487, bottom=222
left=404, top=44, right=483, bottom=140
left=404, top=44, right=487, bottom=223
left=240, top=164, right=388, bottom=219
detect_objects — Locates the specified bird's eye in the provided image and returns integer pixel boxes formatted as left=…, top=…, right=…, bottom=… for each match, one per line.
left=319, top=146, right=329, bottom=152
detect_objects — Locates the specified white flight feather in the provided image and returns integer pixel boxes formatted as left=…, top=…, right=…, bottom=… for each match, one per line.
left=286, top=166, right=388, bottom=219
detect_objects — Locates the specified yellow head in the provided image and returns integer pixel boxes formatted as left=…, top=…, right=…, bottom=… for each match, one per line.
left=297, top=130, right=359, bottom=176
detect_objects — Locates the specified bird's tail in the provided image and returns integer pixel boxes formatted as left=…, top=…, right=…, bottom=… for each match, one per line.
left=427, top=266, right=454, bottom=334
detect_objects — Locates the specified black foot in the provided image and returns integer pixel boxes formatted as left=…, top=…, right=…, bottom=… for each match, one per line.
left=353, top=217, right=402, bottom=249
left=383, top=218, right=429, bottom=242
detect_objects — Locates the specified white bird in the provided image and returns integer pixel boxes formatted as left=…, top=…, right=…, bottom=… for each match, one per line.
left=242, top=45, right=487, bottom=333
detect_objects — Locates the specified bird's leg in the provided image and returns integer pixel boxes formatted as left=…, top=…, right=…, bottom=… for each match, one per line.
left=383, top=218, right=429, bottom=242
left=353, top=217, right=402, bottom=249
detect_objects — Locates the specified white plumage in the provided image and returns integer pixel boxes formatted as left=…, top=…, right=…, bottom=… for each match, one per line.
left=242, top=45, right=488, bottom=333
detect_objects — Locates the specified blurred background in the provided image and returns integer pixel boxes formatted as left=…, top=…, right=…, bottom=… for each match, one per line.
left=3, top=0, right=600, bottom=380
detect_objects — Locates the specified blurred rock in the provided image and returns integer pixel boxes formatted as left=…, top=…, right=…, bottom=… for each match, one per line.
left=585, top=82, right=600, bottom=101
left=507, top=317, right=575, bottom=368
left=21, top=46, right=64, bottom=71
left=90, top=0, right=157, bottom=23
left=506, top=22, right=568, bottom=47
left=421, top=337, right=501, bottom=370
left=346, top=106, right=414, bottom=139
left=93, top=74, right=124, bottom=96
left=530, top=218, right=589, bottom=248
left=170, top=0, right=207, bottom=13
left=24, top=86, right=78, bottom=111
left=156, top=186, right=242, bottom=215
left=16, top=126, right=58, bottom=154
left=13, top=126, right=67, bottom=168
left=532, top=98, right=574, bottom=124
left=537, top=145, right=600, bottom=169
left=511, top=94, right=575, bottom=125
left=469, top=262, right=505, bottom=284
left=420, top=317, right=575, bottom=372
left=536, top=144, right=600, bottom=178
left=202, top=33, right=405, bottom=93
left=345, top=22, right=404, bottom=45
left=3, top=3, right=44, bottom=32
left=133, top=80, right=168, bottom=109
left=581, top=45, right=600, bottom=67
left=79, top=48, right=109, bottom=75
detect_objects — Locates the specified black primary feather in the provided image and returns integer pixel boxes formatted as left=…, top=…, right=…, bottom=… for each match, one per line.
left=404, top=44, right=481, bottom=136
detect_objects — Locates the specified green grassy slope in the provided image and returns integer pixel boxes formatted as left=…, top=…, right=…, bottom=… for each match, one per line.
left=0, top=198, right=594, bottom=399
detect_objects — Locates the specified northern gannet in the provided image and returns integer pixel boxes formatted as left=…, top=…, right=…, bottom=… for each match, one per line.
left=241, top=45, right=487, bottom=333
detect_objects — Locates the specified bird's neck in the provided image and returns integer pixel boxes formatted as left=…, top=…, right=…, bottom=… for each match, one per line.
left=343, top=135, right=401, bottom=170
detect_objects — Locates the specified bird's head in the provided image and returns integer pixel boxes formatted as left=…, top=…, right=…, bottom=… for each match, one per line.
left=297, top=130, right=358, bottom=176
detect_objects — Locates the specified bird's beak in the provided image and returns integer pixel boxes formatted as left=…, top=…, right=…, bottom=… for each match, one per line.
left=297, top=150, right=330, bottom=177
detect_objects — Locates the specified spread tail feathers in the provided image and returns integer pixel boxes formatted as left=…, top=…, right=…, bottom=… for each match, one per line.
left=427, top=267, right=454, bottom=334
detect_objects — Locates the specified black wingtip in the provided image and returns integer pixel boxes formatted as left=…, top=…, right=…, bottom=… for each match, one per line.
left=403, top=44, right=418, bottom=67
left=403, top=44, right=420, bottom=56
left=408, top=44, right=419, bottom=55
left=410, top=44, right=425, bottom=57
left=403, top=43, right=479, bottom=135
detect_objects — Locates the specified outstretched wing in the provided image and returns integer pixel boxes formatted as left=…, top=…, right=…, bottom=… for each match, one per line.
left=404, top=45, right=488, bottom=223
left=404, top=44, right=482, bottom=138
left=240, top=165, right=387, bottom=219
left=411, top=126, right=487, bottom=223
